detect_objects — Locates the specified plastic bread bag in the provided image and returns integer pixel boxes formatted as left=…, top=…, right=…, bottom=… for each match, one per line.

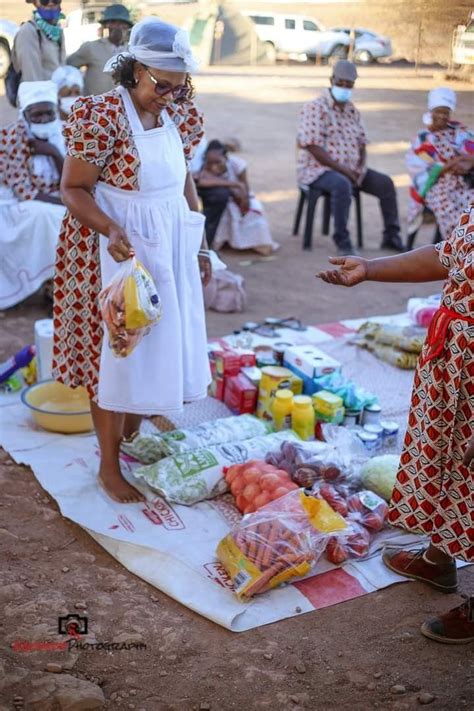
left=217, top=488, right=347, bottom=600
left=133, top=430, right=300, bottom=505
left=99, top=257, right=162, bottom=358
left=265, top=425, right=367, bottom=490
left=121, top=415, right=274, bottom=464
left=325, top=520, right=371, bottom=565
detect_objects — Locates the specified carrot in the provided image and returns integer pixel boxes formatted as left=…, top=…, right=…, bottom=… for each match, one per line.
left=242, top=559, right=287, bottom=598
left=245, top=524, right=260, bottom=564
left=259, top=521, right=280, bottom=570
left=253, top=522, right=272, bottom=570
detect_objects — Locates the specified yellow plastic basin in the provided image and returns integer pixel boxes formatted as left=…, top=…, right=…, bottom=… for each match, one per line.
left=21, top=380, right=93, bottom=434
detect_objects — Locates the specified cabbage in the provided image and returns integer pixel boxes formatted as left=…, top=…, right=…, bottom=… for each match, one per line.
left=360, top=455, right=400, bottom=501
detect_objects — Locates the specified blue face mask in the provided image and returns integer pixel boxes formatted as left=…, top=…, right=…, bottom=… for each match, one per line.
left=37, top=7, right=62, bottom=23
left=331, top=86, right=353, bottom=103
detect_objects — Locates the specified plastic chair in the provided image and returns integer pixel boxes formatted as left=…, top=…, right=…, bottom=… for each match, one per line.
left=293, top=185, right=363, bottom=251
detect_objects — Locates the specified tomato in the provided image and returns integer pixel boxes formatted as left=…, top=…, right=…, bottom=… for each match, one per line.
left=235, top=494, right=248, bottom=513
left=230, top=478, right=244, bottom=497
left=260, top=474, right=281, bottom=491
left=326, top=537, right=348, bottom=565
left=272, top=486, right=291, bottom=501
left=242, top=483, right=261, bottom=502
left=254, top=491, right=271, bottom=509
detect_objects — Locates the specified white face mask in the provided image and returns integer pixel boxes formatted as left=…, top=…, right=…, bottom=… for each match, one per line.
left=59, top=96, right=78, bottom=115
left=29, top=118, right=62, bottom=140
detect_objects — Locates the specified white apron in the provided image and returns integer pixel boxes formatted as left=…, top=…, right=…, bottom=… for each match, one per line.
left=96, top=88, right=210, bottom=415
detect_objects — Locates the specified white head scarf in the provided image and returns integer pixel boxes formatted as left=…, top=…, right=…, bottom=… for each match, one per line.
left=427, top=87, right=456, bottom=112
left=18, top=81, right=58, bottom=112
left=103, top=18, right=199, bottom=74
left=51, top=66, right=84, bottom=92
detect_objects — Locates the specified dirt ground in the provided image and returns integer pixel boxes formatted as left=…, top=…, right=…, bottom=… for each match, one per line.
left=1, top=65, right=473, bottom=710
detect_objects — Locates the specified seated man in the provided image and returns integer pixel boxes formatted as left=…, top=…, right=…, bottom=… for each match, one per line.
left=0, top=81, right=66, bottom=309
left=297, top=60, right=404, bottom=255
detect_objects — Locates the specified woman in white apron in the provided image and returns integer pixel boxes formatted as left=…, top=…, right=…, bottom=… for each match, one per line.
left=53, top=19, right=211, bottom=503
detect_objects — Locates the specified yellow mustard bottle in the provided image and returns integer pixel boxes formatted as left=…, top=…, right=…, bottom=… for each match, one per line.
left=291, top=395, right=315, bottom=440
left=272, top=389, right=294, bottom=431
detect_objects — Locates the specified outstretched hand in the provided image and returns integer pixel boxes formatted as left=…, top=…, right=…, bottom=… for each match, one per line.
left=463, top=436, right=474, bottom=468
left=316, top=256, right=368, bottom=287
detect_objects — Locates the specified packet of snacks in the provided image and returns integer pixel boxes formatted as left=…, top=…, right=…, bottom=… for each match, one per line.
left=99, top=257, right=162, bottom=358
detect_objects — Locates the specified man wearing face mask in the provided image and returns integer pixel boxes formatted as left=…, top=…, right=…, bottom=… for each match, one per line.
left=67, top=4, right=132, bottom=96
left=0, top=81, right=66, bottom=309
left=297, top=60, right=404, bottom=255
left=11, top=0, right=66, bottom=82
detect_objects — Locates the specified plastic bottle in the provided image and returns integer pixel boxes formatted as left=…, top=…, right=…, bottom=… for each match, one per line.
left=272, top=389, right=294, bottom=431
left=291, top=395, right=315, bottom=441
left=0, top=345, right=36, bottom=384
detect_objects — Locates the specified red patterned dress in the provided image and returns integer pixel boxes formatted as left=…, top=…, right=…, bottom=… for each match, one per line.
left=389, top=203, right=474, bottom=561
left=52, top=90, right=204, bottom=400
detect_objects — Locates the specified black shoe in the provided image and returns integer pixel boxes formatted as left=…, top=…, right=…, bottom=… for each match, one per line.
left=380, top=239, right=405, bottom=252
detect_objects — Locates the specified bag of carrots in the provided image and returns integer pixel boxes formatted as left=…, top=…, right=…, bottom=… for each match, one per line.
left=99, top=257, right=163, bottom=358
left=217, top=489, right=347, bottom=600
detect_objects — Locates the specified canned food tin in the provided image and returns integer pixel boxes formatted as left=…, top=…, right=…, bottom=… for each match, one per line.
left=364, top=423, right=384, bottom=439
left=381, top=420, right=400, bottom=448
left=357, top=431, right=379, bottom=452
left=362, top=403, right=382, bottom=426
left=344, top=409, right=361, bottom=427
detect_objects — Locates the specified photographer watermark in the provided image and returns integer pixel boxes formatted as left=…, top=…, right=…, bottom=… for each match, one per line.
left=11, top=614, right=147, bottom=653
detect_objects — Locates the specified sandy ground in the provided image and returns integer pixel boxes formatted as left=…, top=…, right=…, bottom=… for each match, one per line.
left=1, top=66, right=473, bottom=710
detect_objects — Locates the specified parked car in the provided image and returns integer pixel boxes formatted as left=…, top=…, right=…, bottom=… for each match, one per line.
left=244, top=12, right=392, bottom=65
left=0, top=19, right=19, bottom=80
left=329, top=28, right=392, bottom=64
left=452, top=11, right=474, bottom=66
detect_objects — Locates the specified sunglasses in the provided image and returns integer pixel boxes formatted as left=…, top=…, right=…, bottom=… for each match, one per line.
left=144, top=67, right=189, bottom=103
left=39, top=0, right=61, bottom=5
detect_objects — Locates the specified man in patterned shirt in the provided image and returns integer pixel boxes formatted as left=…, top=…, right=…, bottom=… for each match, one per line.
left=297, top=60, right=404, bottom=255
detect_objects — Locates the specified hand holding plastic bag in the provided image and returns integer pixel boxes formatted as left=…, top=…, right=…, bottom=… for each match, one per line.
left=99, top=257, right=162, bottom=358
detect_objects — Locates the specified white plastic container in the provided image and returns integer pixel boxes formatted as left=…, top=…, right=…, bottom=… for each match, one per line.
left=34, top=319, right=54, bottom=381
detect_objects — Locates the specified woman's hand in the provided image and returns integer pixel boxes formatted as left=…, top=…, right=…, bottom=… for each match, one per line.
left=107, top=224, right=134, bottom=262
left=463, top=436, right=474, bottom=468
left=316, top=256, right=368, bottom=287
left=29, top=138, right=59, bottom=158
left=198, top=254, right=212, bottom=287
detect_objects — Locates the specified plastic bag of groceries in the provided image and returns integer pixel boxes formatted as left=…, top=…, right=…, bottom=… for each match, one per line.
left=325, top=520, right=371, bottom=565
left=217, top=488, right=347, bottom=600
left=346, top=490, right=388, bottom=532
left=122, top=415, right=273, bottom=464
left=266, top=425, right=367, bottom=490
left=133, top=431, right=300, bottom=505
left=99, top=257, right=162, bottom=358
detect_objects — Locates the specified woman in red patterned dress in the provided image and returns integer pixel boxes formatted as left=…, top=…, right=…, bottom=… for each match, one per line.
left=317, top=203, right=473, bottom=644
left=53, top=19, right=211, bottom=504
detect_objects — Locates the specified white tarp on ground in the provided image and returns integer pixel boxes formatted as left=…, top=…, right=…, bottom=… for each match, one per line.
left=0, top=314, right=446, bottom=631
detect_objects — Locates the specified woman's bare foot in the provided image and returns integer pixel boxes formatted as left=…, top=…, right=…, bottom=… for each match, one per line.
left=98, top=469, right=145, bottom=504
left=150, top=415, right=177, bottom=432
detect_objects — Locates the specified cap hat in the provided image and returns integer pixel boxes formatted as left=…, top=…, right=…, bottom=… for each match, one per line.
left=333, top=59, right=358, bottom=82
left=100, top=4, right=133, bottom=27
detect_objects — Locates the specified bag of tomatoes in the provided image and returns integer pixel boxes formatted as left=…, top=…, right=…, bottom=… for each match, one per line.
left=346, top=490, right=388, bottom=533
left=224, top=460, right=299, bottom=514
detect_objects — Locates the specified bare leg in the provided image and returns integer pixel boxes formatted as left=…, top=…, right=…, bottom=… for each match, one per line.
left=123, top=413, right=143, bottom=440
left=91, top=401, right=145, bottom=503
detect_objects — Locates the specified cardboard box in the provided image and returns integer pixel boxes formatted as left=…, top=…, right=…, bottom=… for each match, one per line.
left=214, top=350, right=241, bottom=377
left=224, top=373, right=258, bottom=415
left=284, top=346, right=341, bottom=379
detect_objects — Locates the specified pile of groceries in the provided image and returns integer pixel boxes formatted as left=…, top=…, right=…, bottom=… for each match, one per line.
left=207, top=336, right=400, bottom=454
left=124, top=412, right=402, bottom=601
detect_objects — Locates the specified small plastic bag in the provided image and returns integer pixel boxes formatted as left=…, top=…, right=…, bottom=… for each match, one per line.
left=99, top=257, right=162, bottom=358
left=346, top=490, right=388, bottom=532
left=217, top=489, right=347, bottom=600
left=325, top=520, right=371, bottom=565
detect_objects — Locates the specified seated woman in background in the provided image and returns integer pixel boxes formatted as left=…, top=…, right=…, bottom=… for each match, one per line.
left=195, top=139, right=278, bottom=255
left=0, top=81, right=66, bottom=309
left=406, top=87, right=474, bottom=240
left=51, top=66, right=84, bottom=121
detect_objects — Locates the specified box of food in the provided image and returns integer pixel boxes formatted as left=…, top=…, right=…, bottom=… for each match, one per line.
left=312, top=390, right=344, bottom=417
left=284, top=346, right=341, bottom=380
left=214, top=350, right=241, bottom=377
left=224, top=373, right=258, bottom=415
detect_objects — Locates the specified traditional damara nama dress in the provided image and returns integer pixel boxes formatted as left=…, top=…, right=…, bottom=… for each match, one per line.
left=389, top=203, right=474, bottom=561
left=53, top=89, right=211, bottom=414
